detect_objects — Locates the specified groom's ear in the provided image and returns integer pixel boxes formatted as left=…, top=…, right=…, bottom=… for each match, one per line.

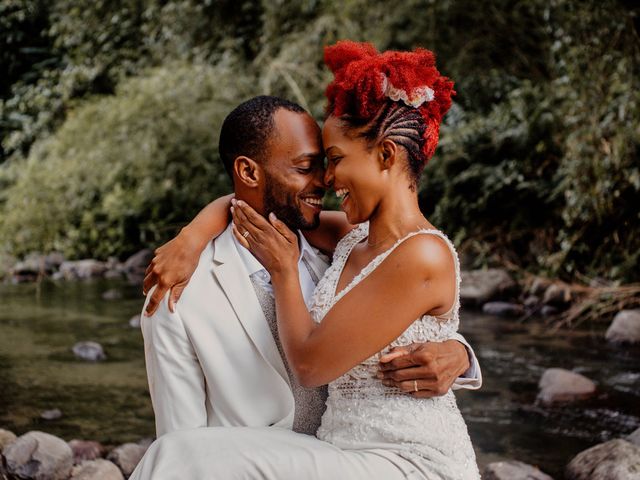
left=234, top=156, right=263, bottom=188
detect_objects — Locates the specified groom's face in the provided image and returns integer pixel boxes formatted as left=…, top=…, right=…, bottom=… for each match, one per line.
left=261, top=109, right=325, bottom=231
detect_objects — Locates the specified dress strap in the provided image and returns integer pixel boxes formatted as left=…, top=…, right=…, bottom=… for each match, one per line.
left=332, top=228, right=461, bottom=319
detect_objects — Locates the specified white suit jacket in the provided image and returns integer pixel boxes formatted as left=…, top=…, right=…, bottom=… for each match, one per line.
left=142, top=226, right=482, bottom=437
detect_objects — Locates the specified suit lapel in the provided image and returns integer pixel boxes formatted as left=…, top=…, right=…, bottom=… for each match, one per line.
left=210, top=227, right=289, bottom=383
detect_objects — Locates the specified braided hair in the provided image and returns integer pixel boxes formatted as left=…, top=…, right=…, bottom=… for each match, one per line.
left=324, top=41, right=455, bottom=189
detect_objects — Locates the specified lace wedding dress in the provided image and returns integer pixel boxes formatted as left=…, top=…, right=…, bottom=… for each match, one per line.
left=312, top=222, right=480, bottom=479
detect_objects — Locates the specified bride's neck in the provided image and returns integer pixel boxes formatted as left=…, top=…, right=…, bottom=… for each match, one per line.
left=366, top=189, right=431, bottom=247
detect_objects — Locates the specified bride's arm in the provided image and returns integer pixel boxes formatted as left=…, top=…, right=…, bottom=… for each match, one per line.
left=233, top=201, right=453, bottom=388
left=143, top=194, right=234, bottom=315
left=144, top=198, right=352, bottom=316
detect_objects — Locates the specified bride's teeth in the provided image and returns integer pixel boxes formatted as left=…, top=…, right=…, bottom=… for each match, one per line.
left=335, top=188, right=349, bottom=198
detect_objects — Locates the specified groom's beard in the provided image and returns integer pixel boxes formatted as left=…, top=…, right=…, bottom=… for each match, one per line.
left=263, top=180, right=321, bottom=232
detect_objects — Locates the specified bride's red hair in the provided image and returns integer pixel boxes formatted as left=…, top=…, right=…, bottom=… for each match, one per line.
left=324, top=40, right=455, bottom=161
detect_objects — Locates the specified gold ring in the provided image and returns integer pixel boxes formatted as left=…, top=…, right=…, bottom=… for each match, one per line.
left=242, top=231, right=250, bottom=238
left=413, top=380, right=418, bottom=392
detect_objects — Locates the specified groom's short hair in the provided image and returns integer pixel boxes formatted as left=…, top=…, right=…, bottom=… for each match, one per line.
left=219, top=95, right=306, bottom=181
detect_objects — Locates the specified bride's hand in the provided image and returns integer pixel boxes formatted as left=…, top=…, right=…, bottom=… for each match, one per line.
left=143, top=230, right=202, bottom=316
left=231, top=200, right=299, bottom=276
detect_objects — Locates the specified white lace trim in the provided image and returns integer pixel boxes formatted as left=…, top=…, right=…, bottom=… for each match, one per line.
left=380, top=74, right=435, bottom=108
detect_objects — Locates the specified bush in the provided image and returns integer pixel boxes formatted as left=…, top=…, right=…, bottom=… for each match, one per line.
left=0, top=62, right=250, bottom=259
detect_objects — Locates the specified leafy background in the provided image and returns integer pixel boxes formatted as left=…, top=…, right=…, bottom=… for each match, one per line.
left=1, top=0, right=638, bottom=284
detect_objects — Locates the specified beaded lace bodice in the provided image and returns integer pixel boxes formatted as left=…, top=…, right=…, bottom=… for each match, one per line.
left=310, top=222, right=479, bottom=479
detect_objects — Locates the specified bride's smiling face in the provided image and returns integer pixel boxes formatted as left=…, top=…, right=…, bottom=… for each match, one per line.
left=322, top=115, right=386, bottom=224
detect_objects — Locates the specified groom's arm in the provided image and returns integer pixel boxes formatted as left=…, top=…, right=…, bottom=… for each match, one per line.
left=377, top=336, right=482, bottom=397
left=141, top=288, right=208, bottom=437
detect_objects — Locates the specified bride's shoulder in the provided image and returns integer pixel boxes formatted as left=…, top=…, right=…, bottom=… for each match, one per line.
left=392, top=230, right=457, bottom=277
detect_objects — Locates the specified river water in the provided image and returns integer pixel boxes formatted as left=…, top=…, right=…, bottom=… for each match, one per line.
left=1, top=279, right=638, bottom=478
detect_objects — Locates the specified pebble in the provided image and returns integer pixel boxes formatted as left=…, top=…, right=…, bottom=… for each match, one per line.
left=123, top=249, right=153, bottom=275
left=0, top=428, right=17, bottom=452
left=3, top=431, right=73, bottom=480
left=605, top=309, right=640, bottom=344
left=102, top=289, right=123, bottom=300
left=482, top=301, right=525, bottom=317
left=628, top=427, right=640, bottom=446
left=59, top=259, right=107, bottom=280
left=72, top=341, right=107, bottom=362
left=483, top=460, right=554, bottom=479
left=68, top=439, right=105, bottom=464
left=540, top=305, right=559, bottom=317
left=70, top=459, right=124, bottom=480
left=129, top=314, right=141, bottom=328
left=542, top=283, right=571, bottom=306
left=460, top=268, right=517, bottom=306
left=537, top=368, right=597, bottom=405
left=107, top=442, right=148, bottom=477
left=41, top=408, right=63, bottom=420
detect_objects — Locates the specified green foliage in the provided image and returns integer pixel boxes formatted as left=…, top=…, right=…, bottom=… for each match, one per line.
left=0, top=63, right=247, bottom=258
left=423, top=0, right=640, bottom=283
left=0, top=0, right=638, bottom=284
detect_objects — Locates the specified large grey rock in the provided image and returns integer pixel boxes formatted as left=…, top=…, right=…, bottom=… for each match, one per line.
left=3, top=431, right=73, bottom=480
left=107, top=443, right=147, bottom=477
left=72, top=341, right=106, bottom=362
left=606, top=310, right=640, bottom=344
left=123, top=249, right=153, bottom=274
left=68, top=439, right=105, bottom=464
left=627, top=427, right=640, bottom=446
left=482, top=301, right=525, bottom=317
left=460, top=268, right=517, bottom=306
left=0, top=429, right=17, bottom=452
left=483, top=460, right=554, bottom=480
left=537, top=368, right=597, bottom=405
left=59, top=259, right=107, bottom=280
left=566, top=439, right=640, bottom=479
left=70, top=459, right=124, bottom=480
left=11, top=252, right=62, bottom=276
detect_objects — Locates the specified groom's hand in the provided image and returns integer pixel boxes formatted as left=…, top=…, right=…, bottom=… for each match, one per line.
left=377, top=340, right=470, bottom=398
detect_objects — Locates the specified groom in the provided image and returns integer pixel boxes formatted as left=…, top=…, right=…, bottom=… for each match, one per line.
left=141, top=95, right=481, bottom=438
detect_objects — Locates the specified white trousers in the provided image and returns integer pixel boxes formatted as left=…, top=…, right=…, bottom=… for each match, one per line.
left=130, top=426, right=429, bottom=480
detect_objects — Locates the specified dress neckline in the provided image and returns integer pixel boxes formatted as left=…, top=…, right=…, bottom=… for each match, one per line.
left=331, top=224, right=443, bottom=306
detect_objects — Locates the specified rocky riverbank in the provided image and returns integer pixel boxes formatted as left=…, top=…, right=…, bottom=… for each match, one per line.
left=483, top=426, right=640, bottom=479
left=1, top=426, right=639, bottom=479
left=3, top=250, right=153, bottom=285
left=0, top=429, right=150, bottom=480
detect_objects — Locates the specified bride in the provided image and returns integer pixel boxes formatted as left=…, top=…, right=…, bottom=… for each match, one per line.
left=131, top=41, right=480, bottom=479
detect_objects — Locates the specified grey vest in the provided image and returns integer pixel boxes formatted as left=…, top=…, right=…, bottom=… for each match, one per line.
left=250, top=275, right=328, bottom=436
